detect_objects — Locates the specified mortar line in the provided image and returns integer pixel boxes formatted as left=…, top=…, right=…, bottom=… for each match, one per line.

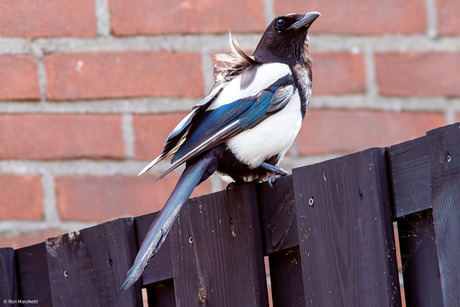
left=122, top=113, right=135, bottom=158
left=445, top=99, right=455, bottom=124
left=201, top=51, right=215, bottom=95
left=364, top=46, right=378, bottom=98
left=40, top=171, right=61, bottom=228
left=95, top=0, right=111, bottom=36
left=209, top=175, right=224, bottom=193
left=426, top=0, right=437, bottom=38
left=0, top=96, right=456, bottom=114
left=0, top=221, right=98, bottom=236
left=34, top=52, right=47, bottom=102
left=263, top=0, right=275, bottom=26
left=0, top=160, right=183, bottom=176
left=4, top=35, right=460, bottom=56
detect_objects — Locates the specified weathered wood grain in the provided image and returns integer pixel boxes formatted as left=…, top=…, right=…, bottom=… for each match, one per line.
left=258, top=176, right=299, bottom=254
left=0, top=248, right=18, bottom=306
left=15, top=243, right=52, bottom=305
left=170, top=183, right=268, bottom=306
left=104, top=218, right=143, bottom=305
left=387, top=136, right=431, bottom=217
left=46, top=218, right=141, bottom=306
left=428, top=123, right=460, bottom=306
left=293, top=148, right=401, bottom=306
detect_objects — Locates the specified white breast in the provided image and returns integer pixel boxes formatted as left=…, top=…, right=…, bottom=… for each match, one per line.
left=226, top=90, right=303, bottom=168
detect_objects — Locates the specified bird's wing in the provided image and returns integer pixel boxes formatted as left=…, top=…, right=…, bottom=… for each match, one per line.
left=154, top=72, right=295, bottom=181
left=138, top=83, right=225, bottom=176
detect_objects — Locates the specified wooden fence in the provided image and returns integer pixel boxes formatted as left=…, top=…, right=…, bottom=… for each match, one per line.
left=1, top=123, right=460, bottom=306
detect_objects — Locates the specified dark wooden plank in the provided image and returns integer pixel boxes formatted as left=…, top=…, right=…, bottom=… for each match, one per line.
left=386, top=136, right=431, bottom=217
left=170, top=183, right=268, bottom=307
left=103, top=218, right=143, bottom=306
left=397, top=210, right=442, bottom=307
left=268, top=247, right=305, bottom=307
left=134, top=211, right=173, bottom=286
left=293, top=148, right=401, bottom=306
left=258, top=176, right=299, bottom=254
left=46, top=220, right=142, bottom=306
left=15, top=243, right=52, bottom=305
left=427, top=123, right=460, bottom=306
left=46, top=226, right=115, bottom=306
left=0, top=248, right=18, bottom=306
left=147, top=279, right=176, bottom=306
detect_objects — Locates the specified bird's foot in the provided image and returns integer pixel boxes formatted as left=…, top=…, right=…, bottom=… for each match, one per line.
left=260, top=162, right=292, bottom=177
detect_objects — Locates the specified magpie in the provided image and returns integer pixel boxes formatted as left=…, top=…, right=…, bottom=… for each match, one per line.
left=121, top=11, right=320, bottom=290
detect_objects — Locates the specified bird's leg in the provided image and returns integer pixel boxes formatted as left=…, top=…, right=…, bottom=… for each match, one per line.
left=260, top=162, right=292, bottom=189
left=260, top=162, right=291, bottom=176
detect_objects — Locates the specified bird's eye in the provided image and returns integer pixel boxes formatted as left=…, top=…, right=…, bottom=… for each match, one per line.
left=276, top=19, right=285, bottom=28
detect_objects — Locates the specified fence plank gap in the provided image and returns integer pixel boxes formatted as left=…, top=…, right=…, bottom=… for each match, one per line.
left=268, top=247, right=305, bottom=307
left=146, top=279, right=176, bottom=307
left=397, top=210, right=442, bottom=306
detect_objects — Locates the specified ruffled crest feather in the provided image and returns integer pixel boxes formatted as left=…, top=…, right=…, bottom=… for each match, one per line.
left=213, top=33, right=258, bottom=84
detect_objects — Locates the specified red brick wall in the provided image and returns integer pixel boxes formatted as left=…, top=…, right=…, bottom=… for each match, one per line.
left=0, top=0, right=457, bottom=248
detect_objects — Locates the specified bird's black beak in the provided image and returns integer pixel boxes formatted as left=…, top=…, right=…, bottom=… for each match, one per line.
left=290, top=11, right=321, bottom=30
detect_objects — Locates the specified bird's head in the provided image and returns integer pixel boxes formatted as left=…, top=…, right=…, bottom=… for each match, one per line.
left=253, top=12, right=320, bottom=67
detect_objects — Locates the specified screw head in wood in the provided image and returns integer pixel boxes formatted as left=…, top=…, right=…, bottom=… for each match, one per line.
left=188, top=236, right=193, bottom=244
left=309, top=197, right=314, bottom=206
left=446, top=154, right=452, bottom=163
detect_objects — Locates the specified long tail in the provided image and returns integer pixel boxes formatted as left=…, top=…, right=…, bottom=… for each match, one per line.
left=121, top=147, right=222, bottom=290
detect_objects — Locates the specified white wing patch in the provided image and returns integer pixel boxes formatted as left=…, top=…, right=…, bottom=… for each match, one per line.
left=208, top=63, right=292, bottom=111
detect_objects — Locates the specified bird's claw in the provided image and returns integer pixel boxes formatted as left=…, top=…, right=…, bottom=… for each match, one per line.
left=268, top=174, right=282, bottom=190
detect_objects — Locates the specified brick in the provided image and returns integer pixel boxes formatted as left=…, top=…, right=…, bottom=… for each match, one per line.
left=44, top=51, right=203, bottom=100
left=0, top=55, right=40, bottom=100
left=297, top=110, right=445, bottom=156
left=437, top=0, right=460, bottom=35
left=0, top=175, right=43, bottom=220
left=56, top=175, right=212, bottom=221
left=376, top=52, right=460, bottom=97
left=109, top=0, right=265, bottom=35
left=313, top=52, right=366, bottom=95
left=133, top=113, right=189, bottom=160
left=275, top=0, right=426, bottom=35
left=0, top=114, right=124, bottom=159
left=0, top=0, right=96, bottom=38
left=0, top=229, right=63, bottom=249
